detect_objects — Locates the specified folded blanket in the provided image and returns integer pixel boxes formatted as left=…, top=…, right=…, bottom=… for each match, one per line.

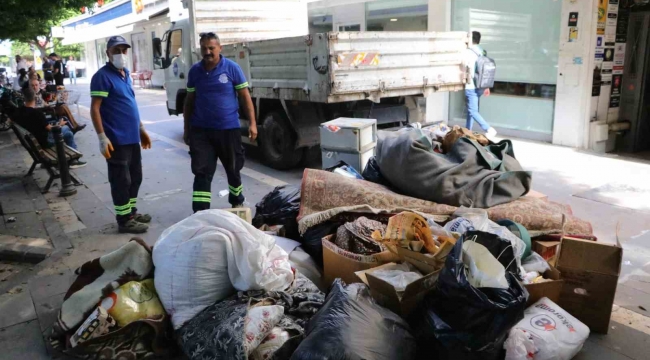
left=299, top=169, right=592, bottom=236
left=376, top=128, right=532, bottom=208
left=52, top=238, right=154, bottom=336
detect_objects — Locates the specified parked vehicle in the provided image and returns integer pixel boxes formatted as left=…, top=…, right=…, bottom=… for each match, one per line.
left=161, top=0, right=470, bottom=169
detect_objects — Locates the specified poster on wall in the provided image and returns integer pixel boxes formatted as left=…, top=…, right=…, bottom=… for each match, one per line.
left=602, top=62, right=613, bottom=75
left=609, top=95, right=620, bottom=108
left=616, top=9, right=629, bottom=42
left=593, top=56, right=604, bottom=97
left=608, top=0, right=619, bottom=12
left=569, top=27, right=579, bottom=42
left=597, top=0, right=607, bottom=34
left=596, top=35, right=604, bottom=49
left=604, top=47, right=615, bottom=62
left=605, top=34, right=616, bottom=46
left=611, top=75, right=622, bottom=96
left=607, top=12, right=618, bottom=27
left=614, top=43, right=626, bottom=66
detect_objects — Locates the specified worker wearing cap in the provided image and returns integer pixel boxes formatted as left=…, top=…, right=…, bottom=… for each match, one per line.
left=183, top=32, right=257, bottom=212
left=90, top=36, right=152, bottom=234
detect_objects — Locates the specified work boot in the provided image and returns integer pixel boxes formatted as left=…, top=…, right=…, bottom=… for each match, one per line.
left=118, top=219, right=149, bottom=234
left=232, top=203, right=245, bottom=209
left=133, top=213, right=152, bottom=223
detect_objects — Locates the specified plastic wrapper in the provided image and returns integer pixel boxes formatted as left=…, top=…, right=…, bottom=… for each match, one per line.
left=362, top=156, right=392, bottom=187
left=253, top=185, right=301, bottom=240
left=463, top=241, right=509, bottom=289
left=410, top=234, right=528, bottom=360
left=504, top=328, right=537, bottom=360
left=382, top=212, right=440, bottom=254
left=99, top=279, right=165, bottom=327
left=291, top=280, right=416, bottom=360
left=522, top=252, right=551, bottom=274
left=505, top=297, right=589, bottom=360
left=368, top=263, right=423, bottom=292
left=325, top=161, right=364, bottom=179
left=465, top=230, right=519, bottom=276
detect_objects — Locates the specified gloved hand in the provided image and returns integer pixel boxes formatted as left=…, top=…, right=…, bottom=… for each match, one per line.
left=140, top=123, right=151, bottom=149
left=98, top=132, right=114, bottom=159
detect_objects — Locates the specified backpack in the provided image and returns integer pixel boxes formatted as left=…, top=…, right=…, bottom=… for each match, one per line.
left=472, top=47, right=496, bottom=89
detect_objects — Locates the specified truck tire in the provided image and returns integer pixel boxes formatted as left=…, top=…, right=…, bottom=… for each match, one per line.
left=259, top=111, right=303, bottom=169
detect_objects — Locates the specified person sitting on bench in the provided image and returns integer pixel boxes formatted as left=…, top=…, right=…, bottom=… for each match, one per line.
left=27, top=76, right=86, bottom=133
left=13, top=87, right=87, bottom=168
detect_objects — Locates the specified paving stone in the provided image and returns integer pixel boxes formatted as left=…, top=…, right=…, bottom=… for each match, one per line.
left=74, top=204, right=115, bottom=230
left=574, top=339, right=636, bottom=360
left=34, top=293, right=65, bottom=332
left=39, top=209, right=73, bottom=251
left=0, top=289, right=36, bottom=328
left=0, top=320, right=51, bottom=360
left=3, top=212, right=48, bottom=239
left=29, top=271, right=75, bottom=302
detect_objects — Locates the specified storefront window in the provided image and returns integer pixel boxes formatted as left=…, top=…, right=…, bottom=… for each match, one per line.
left=96, top=40, right=108, bottom=67
left=153, top=31, right=163, bottom=70
left=131, top=32, right=149, bottom=73
left=449, top=0, right=562, bottom=138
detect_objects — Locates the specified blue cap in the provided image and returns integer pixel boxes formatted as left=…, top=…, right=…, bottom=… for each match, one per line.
left=107, top=36, right=131, bottom=49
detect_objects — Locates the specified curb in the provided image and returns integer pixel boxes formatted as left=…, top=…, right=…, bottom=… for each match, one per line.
left=0, top=243, right=53, bottom=264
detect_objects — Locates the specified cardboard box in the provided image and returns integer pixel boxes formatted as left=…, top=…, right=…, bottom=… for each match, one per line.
left=556, top=237, right=622, bottom=334
left=356, top=263, right=441, bottom=317
left=396, top=247, right=442, bottom=274
left=523, top=265, right=564, bottom=307
left=322, top=235, right=399, bottom=285
left=533, top=240, right=561, bottom=261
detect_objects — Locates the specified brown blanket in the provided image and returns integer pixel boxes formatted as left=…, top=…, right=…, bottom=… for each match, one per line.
left=299, top=169, right=592, bottom=236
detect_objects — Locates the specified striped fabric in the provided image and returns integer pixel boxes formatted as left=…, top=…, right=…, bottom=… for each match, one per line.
left=90, top=91, right=109, bottom=97
left=234, top=82, right=249, bottom=90
left=114, top=203, right=131, bottom=216
left=193, top=191, right=211, bottom=203
left=229, top=185, right=243, bottom=196
left=186, top=87, right=196, bottom=93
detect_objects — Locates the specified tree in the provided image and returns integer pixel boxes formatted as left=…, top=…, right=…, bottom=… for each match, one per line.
left=0, top=1, right=97, bottom=55
left=10, top=41, right=33, bottom=60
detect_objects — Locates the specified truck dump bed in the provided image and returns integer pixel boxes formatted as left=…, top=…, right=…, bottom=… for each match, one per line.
left=223, top=31, right=470, bottom=103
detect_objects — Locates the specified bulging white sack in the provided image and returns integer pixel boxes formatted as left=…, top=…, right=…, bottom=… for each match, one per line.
left=153, top=210, right=294, bottom=329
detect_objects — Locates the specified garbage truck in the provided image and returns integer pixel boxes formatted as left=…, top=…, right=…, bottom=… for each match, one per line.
left=161, top=0, right=471, bottom=169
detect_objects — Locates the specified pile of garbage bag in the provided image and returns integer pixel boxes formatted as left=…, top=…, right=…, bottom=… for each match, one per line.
left=49, top=127, right=601, bottom=360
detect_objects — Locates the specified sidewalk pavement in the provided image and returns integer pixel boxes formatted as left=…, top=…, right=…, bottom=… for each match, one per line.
left=0, top=101, right=650, bottom=359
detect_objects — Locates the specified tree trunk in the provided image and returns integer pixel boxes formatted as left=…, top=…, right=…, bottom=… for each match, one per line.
left=33, top=36, right=51, bottom=58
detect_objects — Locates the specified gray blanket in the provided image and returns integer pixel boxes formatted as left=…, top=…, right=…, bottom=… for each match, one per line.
left=376, top=129, right=531, bottom=208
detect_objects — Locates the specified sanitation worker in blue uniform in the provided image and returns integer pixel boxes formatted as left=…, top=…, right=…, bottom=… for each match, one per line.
left=183, top=32, right=257, bottom=212
left=90, top=36, right=152, bottom=234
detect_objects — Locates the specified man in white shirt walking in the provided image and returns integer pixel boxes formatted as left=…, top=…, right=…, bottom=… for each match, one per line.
left=465, top=31, right=497, bottom=139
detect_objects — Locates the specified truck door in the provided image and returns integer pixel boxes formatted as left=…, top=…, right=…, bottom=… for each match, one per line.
left=163, top=28, right=187, bottom=114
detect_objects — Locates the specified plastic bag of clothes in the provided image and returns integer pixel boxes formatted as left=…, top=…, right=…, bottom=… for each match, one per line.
left=291, top=280, right=416, bottom=360
left=153, top=210, right=294, bottom=329
left=99, top=279, right=165, bottom=327
left=411, top=234, right=528, bottom=360
left=504, top=297, right=589, bottom=360
left=253, top=185, right=301, bottom=240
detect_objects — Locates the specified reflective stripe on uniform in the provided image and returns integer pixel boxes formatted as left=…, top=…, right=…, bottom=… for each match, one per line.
left=234, top=82, right=248, bottom=90
left=229, top=185, right=243, bottom=196
left=115, top=203, right=132, bottom=215
left=90, top=91, right=109, bottom=97
left=192, top=197, right=211, bottom=203
left=187, top=87, right=196, bottom=93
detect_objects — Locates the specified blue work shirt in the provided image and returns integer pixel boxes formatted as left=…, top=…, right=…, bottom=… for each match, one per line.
left=187, top=56, right=248, bottom=130
left=90, top=63, right=141, bottom=145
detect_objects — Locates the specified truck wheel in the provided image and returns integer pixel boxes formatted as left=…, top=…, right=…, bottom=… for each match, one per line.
left=259, top=112, right=303, bottom=169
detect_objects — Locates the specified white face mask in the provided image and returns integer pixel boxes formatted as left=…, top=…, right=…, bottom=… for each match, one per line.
left=111, top=53, right=128, bottom=69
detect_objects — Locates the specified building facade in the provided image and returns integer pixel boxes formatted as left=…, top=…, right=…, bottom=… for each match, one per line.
left=60, top=0, right=649, bottom=155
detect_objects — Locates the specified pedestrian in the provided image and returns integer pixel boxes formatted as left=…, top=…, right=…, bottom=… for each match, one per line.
left=183, top=32, right=257, bottom=212
left=14, top=55, right=28, bottom=74
left=43, top=56, right=54, bottom=83
left=464, top=31, right=497, bottom=139
left=67, top=56, right=77, bottom=85
left=50, top=53, right=65, bottom=86
left=90, top=35, right=152, bottom=234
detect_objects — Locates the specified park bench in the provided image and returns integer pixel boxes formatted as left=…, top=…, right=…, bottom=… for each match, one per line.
left=11, top=123, right=83, bottom=193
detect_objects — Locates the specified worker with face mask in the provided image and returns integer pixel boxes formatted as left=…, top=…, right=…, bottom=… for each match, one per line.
left=89, top=36, right=152, bottom=234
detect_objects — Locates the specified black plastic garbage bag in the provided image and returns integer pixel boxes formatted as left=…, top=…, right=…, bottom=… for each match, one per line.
left=291, top=279, right=416, bottom=360
left=410, top=234, right=528, bottom=360
left=300, top=221, right=341, bottom=268
left=464, top=230, right=519, bottom=276
left=253, top=185, right=301, bottom=240
left=362, top=156, right=392, bottom=187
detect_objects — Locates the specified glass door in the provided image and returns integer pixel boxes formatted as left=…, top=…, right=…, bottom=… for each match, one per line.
left=130, top=32, right=149, bottom=72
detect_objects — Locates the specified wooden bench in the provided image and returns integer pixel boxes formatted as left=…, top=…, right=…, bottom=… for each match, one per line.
left=11, top=123, right=83, bottom=193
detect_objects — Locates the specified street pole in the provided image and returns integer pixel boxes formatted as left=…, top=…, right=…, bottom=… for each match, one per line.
left=51, top=125, right=77, bottom=197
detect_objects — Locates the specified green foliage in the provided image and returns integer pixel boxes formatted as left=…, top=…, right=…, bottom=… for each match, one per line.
left=0, top=55, right=9, bottom=66
left=52, top=39, right=83, bottom=59
left=10, top=41, right=33, bottom=59
left=0, top=0, right=97, bottom=48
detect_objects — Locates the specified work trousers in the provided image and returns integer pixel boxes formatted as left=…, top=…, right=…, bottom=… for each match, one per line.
left=190, top=127, right=245, bottom=212
left=107, top=144, right=143, bottom=224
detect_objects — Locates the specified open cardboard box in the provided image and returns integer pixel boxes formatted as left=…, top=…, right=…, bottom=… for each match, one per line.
left=322, top=234, right=399, bottom=285
left=556, top=237, right=622, bottom=334
left=356, top=262, right=441, bottom=317
left=524, top=263, right=564, bottom=307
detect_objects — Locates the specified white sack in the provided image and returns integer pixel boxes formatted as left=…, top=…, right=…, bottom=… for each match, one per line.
left=153, top=210, right=294, bottom=329
left=462, top=241, right=509, bottom=289
left=505, top=297, right=590, bottom=360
